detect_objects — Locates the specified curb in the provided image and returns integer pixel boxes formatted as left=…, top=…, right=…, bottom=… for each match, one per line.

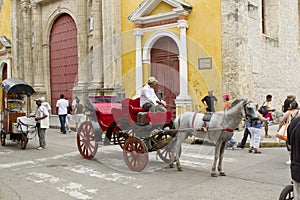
left=186, top=138, right=286, bottom=148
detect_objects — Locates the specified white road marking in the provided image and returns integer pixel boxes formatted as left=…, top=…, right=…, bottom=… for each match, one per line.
left=65, top=165, right=143, bottom=189
left=0, top=151, right=79, bottom=169
left=25, top=172, right=97, bottom=200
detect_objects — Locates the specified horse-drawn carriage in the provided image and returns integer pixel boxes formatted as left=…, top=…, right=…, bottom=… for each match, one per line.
left=0, top=78, right=37, bottom=149
left=77, top=96, right=178, bottom=171
left=77, top=96, right=258, bottom=175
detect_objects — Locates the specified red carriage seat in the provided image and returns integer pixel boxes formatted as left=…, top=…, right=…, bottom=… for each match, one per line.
left=93, top=102, right=121, bottom=130
left=121, top=98, right=146, bottom=122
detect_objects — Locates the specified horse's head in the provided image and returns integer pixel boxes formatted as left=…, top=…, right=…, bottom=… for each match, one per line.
left=242, top=99, right=258, bottom=122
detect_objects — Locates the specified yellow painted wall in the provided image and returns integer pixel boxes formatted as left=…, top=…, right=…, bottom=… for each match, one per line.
left=121, top=0, right=222, bottom=111
left=0, top=0, right=11, bottom=39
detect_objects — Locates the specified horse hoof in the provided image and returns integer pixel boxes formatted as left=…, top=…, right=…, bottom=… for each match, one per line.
left=211, top=173, right=218, bottom=177
left=169, top=163, right=174, bottom=168
left=177, top=167, right=182, bottom=171
left=219, top=172, right=226, bottom=176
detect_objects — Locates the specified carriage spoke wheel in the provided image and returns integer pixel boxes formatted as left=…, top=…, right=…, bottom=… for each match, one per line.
left=0, top=130, right=5, bottom=146
left=279, top=184, right=294, bottom=200
left=157, top=139, right=181, bottom=163
left=77, top=121, right=98, bottom=159
left=123, top=137, right=148, bottom=172
left=20, top=133, right=28, bottom=150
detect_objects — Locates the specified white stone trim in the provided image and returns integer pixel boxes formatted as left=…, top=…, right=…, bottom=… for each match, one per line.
left=128, top=0, right=192, bottom=25
left=0, top=59, right=11, bottom=78
left=142, top=29, right=181, bottom=63
left=134, top=20, right=191, bottom=111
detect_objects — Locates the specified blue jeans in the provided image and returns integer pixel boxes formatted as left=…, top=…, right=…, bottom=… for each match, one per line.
left=226, top=137, right=237, bottom=148
left=239, top=128, right=251, bottom=148
left=58, top=114, right=67, bottom=134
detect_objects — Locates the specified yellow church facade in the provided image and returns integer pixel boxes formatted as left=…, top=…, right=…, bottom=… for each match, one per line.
left=121, top=0, right=223, bottom=115
left=0, top=0, right=12, bottom=111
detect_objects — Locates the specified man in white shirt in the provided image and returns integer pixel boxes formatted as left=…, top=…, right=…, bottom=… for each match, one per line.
left=56, top=93, right=69, bottom=134
left=140, top=77, right=166, bottom=112
left=34, top=98, right=49, bottom=150
left=40, top=97, right=51, bottom=113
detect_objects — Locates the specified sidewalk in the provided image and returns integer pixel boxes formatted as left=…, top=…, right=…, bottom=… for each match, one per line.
left=49, top=115, right=286, bottom=148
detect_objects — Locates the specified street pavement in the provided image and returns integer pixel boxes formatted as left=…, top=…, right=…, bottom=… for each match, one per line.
left=0, top=116, right=291, bottom=200
left=0, top=129, right=291, bottom=200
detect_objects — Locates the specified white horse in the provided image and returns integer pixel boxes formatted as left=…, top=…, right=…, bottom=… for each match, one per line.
left=172, top=99, right=258, bottom=177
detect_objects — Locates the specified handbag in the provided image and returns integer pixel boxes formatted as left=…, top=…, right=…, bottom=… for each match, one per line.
left=276, top=111, right=291, bottom=141
left=258, top=103, right=268, bottom=115
left=276, top=126, right=288, bottom=141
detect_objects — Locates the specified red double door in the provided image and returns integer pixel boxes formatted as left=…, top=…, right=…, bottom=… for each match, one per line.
left=150, top=36, right=179, bottom=119
left=49, top=14, right=78, bottom=113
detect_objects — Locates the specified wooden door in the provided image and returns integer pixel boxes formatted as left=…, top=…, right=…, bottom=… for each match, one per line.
left=50, top=14, right=78, bottom=113
left=151, top=37, right=179, bottom=119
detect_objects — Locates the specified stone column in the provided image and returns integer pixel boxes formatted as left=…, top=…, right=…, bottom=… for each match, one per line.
left=76, top=0, right=89, bottom=91
left=103, top=0, right=123, bottom=94
left=31, top=2, right=44, bottom=91
left=175, top=20, right=192, bottom=116
left=134, top=29, right=143, bottom=97
left=88, top=0, right=103, bottom=92
left=20, top=0, right=32, bottom=84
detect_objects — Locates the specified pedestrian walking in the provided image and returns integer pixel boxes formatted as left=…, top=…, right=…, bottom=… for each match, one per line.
left=40, top=97, right=51, bottom=113
left=261, top=94, right=275, bottom=138
left=248, top=104, right=268, bottom=154
left=287, top=116, right=300, bottom=200
left=34, top=98, right=49, bottom=150
left=201, top=90, right=217, bottom=112
left=73, top=98, right=84, bottom=131
left=56, top=93, right=69, bottom=134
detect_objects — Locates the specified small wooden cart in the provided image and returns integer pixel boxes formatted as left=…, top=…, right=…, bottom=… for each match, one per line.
left=0, top=78, right=36, bottom=149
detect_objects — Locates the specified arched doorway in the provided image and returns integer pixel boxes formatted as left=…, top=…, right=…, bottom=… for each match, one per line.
left=151, top=36, right=179, bottom=118
left=49, top=13, right=78, bottom=113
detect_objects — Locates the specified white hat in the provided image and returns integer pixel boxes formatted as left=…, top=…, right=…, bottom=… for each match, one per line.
left=148, top=77, right=158, bottom=83
left=34, top=98, right=42, bottom=102
left=40, top=97, right=45, bottom=102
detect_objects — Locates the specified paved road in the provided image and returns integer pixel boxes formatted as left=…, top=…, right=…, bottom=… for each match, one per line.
left=0, top=126, right=291, bottom=200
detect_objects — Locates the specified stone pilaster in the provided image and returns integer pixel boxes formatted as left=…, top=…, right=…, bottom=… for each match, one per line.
left=20, top=0, right=32, bottom=84
left=134, top=29, right=143, bottom=97
left=88, top=0, right=103, bottom=93
left=31, top=2, right=45, bottom=92
left=75, top=0, right=89, bottom=92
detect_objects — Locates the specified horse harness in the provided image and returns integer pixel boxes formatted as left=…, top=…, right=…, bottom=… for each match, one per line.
left=177, top=112, right=234, bottom=133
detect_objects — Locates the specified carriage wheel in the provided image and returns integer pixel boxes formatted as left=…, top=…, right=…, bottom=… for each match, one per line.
left=107, top=121, right=129, bottom=149
left=123, top=137, right=148, bottom=172
left=20, top=133, right=28, bottom=150
left=157, top=139, right=182, bottom=163
left=0, top=130, right=5, bottom=146
left=116, top=128, right=129, bottom=149
left=279, top=184, right=294, bottom=200
left=77, top=121, right=98, bottom=159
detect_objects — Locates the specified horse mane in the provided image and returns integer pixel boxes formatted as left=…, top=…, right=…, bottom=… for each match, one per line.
left=227, top=98, right=248, bottom=110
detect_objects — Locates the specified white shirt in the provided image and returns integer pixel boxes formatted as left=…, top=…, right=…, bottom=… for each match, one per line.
left=56, top=98, right=69, bottom=115
left=140, top=84, right=160, bottom=107
left=42, top=102, right=51, bottom=112
left=35, top=105, right=49, bottom=128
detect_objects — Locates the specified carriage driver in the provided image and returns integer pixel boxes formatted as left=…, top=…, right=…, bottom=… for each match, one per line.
left=140, top=77, right=167, bottom=112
